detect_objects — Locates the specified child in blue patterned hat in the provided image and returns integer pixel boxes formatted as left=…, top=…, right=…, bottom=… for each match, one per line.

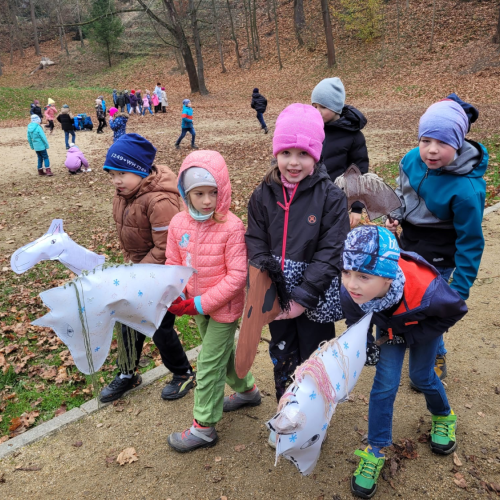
left=340, top=226, right=467, bottom=499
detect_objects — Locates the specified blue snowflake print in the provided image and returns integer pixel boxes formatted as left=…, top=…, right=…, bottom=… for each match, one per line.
left=94, top=346, right=100, bottom=352
left=322, top=423, right=328, bottom=431
left=289, top=434, right=297, bottom=443
left=344, top=342, right=349, bottom=350
left=329, top=403, right=333, bottom=412
left=80, top=306, right=85, bottom=313
left=141, top=320, right=147, bottom=324
left=110, top=310, right=115, bottom=316
left=180, top=278, right=184, bottom=284
left=309, top=391, right=317, bottom=400
left=354, top=370, right=357, bottom=378
left=356, top=350, right=360, bottom=358
left=336, top=383, right=341, bottom=391
left=342, top=373, right=346, bottom=380
left=332, top=349, right=339, bottom=358
left=113, top=279, right=120, bottom=286
left=138, top=290, right=143, bottom=297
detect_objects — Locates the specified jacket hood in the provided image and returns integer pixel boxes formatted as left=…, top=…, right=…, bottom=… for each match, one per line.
left=326, top=105, right=367, bottom=132
left=178, top=150, right=231, bottom=216
left=27, top=122, right=40, bottom=132
left=119, top=165, right=179, bottom=200
left=440, top=139, right=488, bottom=178
left=67, top=146, right=80, bottom=153
left=252, top=92, right=262, bottom=98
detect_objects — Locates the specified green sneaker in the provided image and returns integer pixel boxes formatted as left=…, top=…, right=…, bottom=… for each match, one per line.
left=430, top=410, right=457, bottom=455
left=351, top=448, right=385, bottom=499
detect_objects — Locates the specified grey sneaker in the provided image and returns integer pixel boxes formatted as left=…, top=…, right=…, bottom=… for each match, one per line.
left=167, top=422, right=218, bottom=453
left=223, top=385, right=261, bottom=412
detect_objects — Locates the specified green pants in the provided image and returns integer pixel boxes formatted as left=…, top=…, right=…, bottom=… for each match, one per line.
left=193, top=315, right=255, bottom=427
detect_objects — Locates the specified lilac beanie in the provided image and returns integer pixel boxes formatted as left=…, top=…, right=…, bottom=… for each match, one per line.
left=418, top=100, right=469, bottom=150
left=273, top=104, right=325, bottom=162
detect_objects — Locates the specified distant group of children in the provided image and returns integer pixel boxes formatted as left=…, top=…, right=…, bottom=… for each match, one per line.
left=26, top=76, right=488, bottom=498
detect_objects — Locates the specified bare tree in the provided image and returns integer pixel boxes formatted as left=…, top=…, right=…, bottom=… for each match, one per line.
left=272, top=0, right=282, bottom=69
left=429, top=0, right=436, bottom=51
left=226, top=0, right=241, bottom=68
left=188, top=0, right=208, bottom=94
left=294, top=0, right=305, bottom=46
left=493, top=3, right=500, bottom=44
left=29, top=0, right=41, bottom=56
left=76, top=0, right=85, bottom=47
left=320, top=0, right=335, bottom=66
left=243, top=0, right=253, bottom=62
left=7, top=0, right=25, bottom=58
left=211, top=0, right=226, bottom=72
left=252, top=0, right=260, bottom=57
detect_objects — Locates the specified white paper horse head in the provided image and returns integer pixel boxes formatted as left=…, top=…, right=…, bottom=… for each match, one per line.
left=266, top=312, right=372, bottom=476
left=10, top=219, right=105, bottom=276
left=32, top=263, right=194, bottom=374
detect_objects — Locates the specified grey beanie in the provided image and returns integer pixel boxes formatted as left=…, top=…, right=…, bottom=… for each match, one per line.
left=311, top=77, right=346, bottom=114
left=182, top=167, right=217, bottom=193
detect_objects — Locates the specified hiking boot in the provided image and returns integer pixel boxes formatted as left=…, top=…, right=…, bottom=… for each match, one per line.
left=223, top=385, right=261, bottom=412
left=434, top=355, right=447, bottom=380
left=191, top=144, right=199, bottom=150
left=175, top=143, right=180, bottom=150
left=38, top=169, right=46, bottom=176
left=351, top=448, right=385, bottom=499
left=161, top=372, right=196, bottom=400
left=167, top=420, right=218, bottom=453
left=264, top=127, right=269, bottom=134
left=430, top=410, right=457, bottom=455
left=45, top=168, right=54, bottom=176
left=99, top=373, right=142, bottom=403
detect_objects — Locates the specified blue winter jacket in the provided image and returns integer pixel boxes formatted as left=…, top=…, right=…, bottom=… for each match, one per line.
left=181, top=105, right=193, bottom=128
left=27, top=122, right=49, bottom=151
left=390, top=139, right=488, bottom=300
left=109, top=114, right=128, bottom=142
left=341, top=251, right=468, bottom=346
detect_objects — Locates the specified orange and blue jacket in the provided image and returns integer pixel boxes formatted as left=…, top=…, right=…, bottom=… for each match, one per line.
left=341, top=250, right=468, bottom=345
left=181, top=105, right=193, bottom=128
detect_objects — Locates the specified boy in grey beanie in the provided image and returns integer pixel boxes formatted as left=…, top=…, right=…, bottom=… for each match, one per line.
left=311, top=77, right=369, bottom=228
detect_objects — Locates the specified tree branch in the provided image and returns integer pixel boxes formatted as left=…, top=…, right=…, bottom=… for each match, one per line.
left=55, top=8, right=145, bottom=28
left=136, top=0, right=176, bottom=36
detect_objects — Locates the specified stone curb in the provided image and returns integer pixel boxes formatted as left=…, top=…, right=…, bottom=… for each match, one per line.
left=3, top=196, right=500, bottom=460
left=0, top=340, right=207, bottom=460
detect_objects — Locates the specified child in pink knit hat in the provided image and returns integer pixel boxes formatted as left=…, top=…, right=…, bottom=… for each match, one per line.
left=229, top=103, right=350, bottom=448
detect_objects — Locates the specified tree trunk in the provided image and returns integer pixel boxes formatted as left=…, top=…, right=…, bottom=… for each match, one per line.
left=29, top=0, right=40, bottom=56
left=406, top=0, right=409, bottom=9
left=320, top=0, right=335, bottom=66
left=243, top=0, right=254, bottom=62
left=211, top=0, right=226, bottom=72
left=9, top=24, right=14, bottom=64
left=252, top=0, right=260, bottom=58
left=272, top=0, right=282, bottom=70
left=294, top=0, right=305, bottom=46
left=226, top=0, right=241, bottom=68
left=493, top=4, right=500, bottom=43
left=396, top=0, right=400, bottom=46
left=429, top=0, right=436, bottom=51
left=58, top=4, right=70, bottom=57
left=8, top=0, right=24, bottom=58
left=266, top=0, right=272, bottom=22
left=76, top=0, right=85, bottom=47
left=188, top=0, right=209, bottom=94
left=106, top=39, right=111, bottom=67
left=162, top=0, right=200, bottom=93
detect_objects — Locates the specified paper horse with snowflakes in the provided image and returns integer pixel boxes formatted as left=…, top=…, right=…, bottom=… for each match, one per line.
left=32, top=263, right=194, bottom=375
left=11, top=219, right=105, bottom=276
left=266, top=312, right=373, bottom=476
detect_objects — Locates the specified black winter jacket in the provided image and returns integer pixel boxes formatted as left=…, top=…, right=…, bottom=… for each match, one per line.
left=341, top=251, right=468, bottom=346
left=322, top=105, right=369, bottom=213
left=56, top=112, right=74, bottom=132
left=251, top=93, right=267, bottom=113
left=95, top=105, right=106, bottom=120
left=246, top=163, right=350, bottom=323
left=124, top=94, right=130, bottom=104
left=30, top=105, right=43, bottom=120
left=116, top=94, right=125, bottom=108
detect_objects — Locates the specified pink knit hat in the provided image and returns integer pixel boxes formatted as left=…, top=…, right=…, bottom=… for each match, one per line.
left=109, top=107, right=118, bottom=117
left=272, top=103, right=325, bottom=162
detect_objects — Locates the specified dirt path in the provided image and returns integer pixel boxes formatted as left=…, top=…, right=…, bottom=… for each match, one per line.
left=0, top=212, right=498, bottom=498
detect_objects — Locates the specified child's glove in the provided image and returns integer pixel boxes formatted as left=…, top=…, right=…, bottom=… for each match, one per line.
left=168, top=298, right=199, bottom=316
left=274, top=301, right=305, bottom=321
left=365, top=343, right=380, bottom=366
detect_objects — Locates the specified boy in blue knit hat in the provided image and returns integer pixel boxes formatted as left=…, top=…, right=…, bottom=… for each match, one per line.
left=386, top=97, right=487, bottom=380
left=341, top=226, right=467, bottom=499
left=100, top=133, right=196, bottom=402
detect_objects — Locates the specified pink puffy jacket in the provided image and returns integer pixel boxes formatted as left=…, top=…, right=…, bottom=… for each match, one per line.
left=44, top=106, right=57, bottom=120
left=166, top=150, right=247, bottom=323
left=65, top=146, right=89, bottom=171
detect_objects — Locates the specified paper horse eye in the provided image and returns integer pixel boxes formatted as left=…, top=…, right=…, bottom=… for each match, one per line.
left=300, top=434, right=320, bottom=449
left=66, top=324, right=75, bottom=337
left=51, top=239, right=56, bottom=244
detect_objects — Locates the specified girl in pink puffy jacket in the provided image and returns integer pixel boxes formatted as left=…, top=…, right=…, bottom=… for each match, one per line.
left=64, top=144, right=90, bottom=174
left=166, top=150, right=261, bottom=453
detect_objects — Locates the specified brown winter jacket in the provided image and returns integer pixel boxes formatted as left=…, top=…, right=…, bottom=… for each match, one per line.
left=112, top=165, right=182, bottom=265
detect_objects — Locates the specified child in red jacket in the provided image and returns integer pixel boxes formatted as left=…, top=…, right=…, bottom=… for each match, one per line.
left=166, top=150, right=260, bottom=453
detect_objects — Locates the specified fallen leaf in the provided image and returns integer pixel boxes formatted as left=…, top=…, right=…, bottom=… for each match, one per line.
left=453, top=477, right=468, bottom=489
left=489, top=483, right=500, bottom=493
left=14, top=465, right=42, bottom=471
left=116, top=447, right=139, bottom=465
left=96, top=423, right=104, bottom=428
left=39, top=366, right=57, bottom=380
left=464, top=403, right=472, bottom=409
left=0, top=472, right=4, bottom=483
left=215, top=456, right=222, bottom=462
left=0, top=436, right=9, bottom=444
left=477, top=411, right=485, bottom=418
left=72, top=441, right=83, bottom=448
left=234, top=444, right=246, bottom=452
left=453, top=452, right=463, bottom=467
left=54, top=404, right=67, bottom=417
